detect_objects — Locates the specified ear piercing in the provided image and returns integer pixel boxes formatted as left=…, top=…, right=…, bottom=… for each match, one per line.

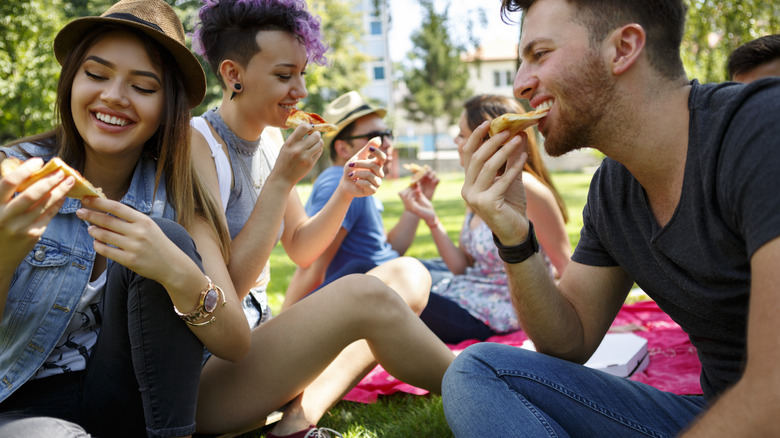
left=230, top=83, right=242, bottom=100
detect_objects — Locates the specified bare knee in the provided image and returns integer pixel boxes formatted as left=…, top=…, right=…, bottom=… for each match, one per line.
left=367, top=257, right=431, bottom=315
left=336, top=274, right=412, bottom=322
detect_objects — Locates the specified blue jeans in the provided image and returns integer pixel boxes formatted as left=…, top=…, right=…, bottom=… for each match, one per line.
left=442, top=343, right=708, bottom=437
left=0, top=219, right=204, bottom=438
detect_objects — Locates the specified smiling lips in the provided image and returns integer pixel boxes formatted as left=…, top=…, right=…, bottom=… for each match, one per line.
left=94, top=111, right=132, bottom=127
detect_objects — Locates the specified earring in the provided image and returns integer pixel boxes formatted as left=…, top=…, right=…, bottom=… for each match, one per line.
left=230, top=83, right=242, bottom=101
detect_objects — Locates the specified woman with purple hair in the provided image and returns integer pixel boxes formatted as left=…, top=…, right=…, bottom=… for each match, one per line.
left=189, top=1, right=453, bottom=437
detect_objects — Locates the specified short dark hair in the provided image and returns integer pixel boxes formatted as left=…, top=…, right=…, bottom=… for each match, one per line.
left=727, top=34, right=780, bottom=80
left=193, top=0, right=328, bottom=88
left=502, top=0, right=688, bottom=79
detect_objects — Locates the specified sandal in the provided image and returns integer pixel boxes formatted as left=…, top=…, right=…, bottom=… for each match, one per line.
left=267, top=425, right=343, bottom=438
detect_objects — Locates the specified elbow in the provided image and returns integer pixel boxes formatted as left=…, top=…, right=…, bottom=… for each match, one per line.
left=207, top=328, right=251, bottom=363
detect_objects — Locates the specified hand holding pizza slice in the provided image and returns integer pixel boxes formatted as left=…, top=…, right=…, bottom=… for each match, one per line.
left=285, top=108, right=338, bottom=133
left=402, top=162, right=432, bottom=187
left=1, top=156, right=106, bottom=199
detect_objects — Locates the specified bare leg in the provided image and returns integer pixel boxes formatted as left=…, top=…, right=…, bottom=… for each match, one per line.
left=270, top=257, right=432, bottom=434
left=195, top=272, right=452, bottom=434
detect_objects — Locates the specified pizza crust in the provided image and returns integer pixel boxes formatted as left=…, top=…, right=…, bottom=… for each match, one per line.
left=488, top=107, right=550, bottom=138
left=403, top=163, right=431, bottom=186
left=1, top=156, right=106, bottom=199
left=285, top=109, right=338, bottom=133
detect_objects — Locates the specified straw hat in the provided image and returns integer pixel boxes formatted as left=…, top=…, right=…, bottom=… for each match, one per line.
left=54, top=0, right=206, bottom=109
left=322, top=91, right=387, bottom=150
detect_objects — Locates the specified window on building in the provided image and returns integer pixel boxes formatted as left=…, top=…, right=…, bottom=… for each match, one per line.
left=494, top=71, right=501, bottom=87
left=374, top=66, right=385, bottom=80
left=506, top=70, right=513, bottom=86
left=370, top=21, right=382, bottom=35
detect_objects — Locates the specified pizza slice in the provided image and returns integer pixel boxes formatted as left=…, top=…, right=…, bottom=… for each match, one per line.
left=403, top=162, right=431, bottom=186
left=1, top=156, right=106, bottom=199
left=285, top=108, right=338, bottom=133
left=488, top=101, right=551, bottom=138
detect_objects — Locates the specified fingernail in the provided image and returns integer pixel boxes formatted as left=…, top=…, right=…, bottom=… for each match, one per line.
left=369, top=146, right=376, bottom=152
left=348, top=162, right=355, bottom=167
left=348, top=172, right=354, bottom=177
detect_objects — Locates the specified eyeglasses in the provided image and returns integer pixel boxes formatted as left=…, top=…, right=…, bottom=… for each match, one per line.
left=342, top=129, right=394, bottom=143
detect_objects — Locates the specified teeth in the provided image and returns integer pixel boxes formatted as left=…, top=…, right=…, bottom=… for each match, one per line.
left=535, top=100, right=552, bottom=111
left=95, top=112, right=130, bottom=126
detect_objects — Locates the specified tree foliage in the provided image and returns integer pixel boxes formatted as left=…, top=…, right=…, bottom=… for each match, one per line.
left=400, top=0, right=471, bottom=137
left=682, top=0, right=780, bottom=83
left=0, top=0, right=369, bottom=143
left=304, top=0, right=369, bottom=116
left=0, top=0, right=66, bottom=143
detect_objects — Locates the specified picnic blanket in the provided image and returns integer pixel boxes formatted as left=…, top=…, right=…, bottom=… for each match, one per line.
left=344, top=300, right=702, bottom=403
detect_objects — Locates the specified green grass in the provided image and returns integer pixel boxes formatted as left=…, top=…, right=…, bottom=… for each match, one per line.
left=244, top=170, right=595, bottom=438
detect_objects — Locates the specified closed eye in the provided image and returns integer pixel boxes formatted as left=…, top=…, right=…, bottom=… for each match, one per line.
left=132, top=85, right=157, bottom=94
left=85, top=70, right=106, bottom=81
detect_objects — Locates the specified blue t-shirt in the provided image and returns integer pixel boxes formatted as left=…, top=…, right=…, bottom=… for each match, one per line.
left=305, top=166, right=398, bottom=284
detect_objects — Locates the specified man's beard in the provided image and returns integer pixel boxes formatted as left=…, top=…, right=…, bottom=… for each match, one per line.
left=543, top=49, right=617, bottom=158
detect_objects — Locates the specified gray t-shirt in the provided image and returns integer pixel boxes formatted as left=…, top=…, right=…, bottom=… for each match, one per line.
left=572, top=79, right=780, bottom=400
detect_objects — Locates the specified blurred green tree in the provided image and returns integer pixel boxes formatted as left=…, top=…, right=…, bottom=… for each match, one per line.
left=400, top=0, right=472, bottom=161
left=0, top=0, right=66, bottom=142
left=682, top=0, right=780, bottom=83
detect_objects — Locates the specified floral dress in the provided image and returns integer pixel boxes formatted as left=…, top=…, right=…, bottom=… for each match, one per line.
left=432, top=212, right=552, bottom=333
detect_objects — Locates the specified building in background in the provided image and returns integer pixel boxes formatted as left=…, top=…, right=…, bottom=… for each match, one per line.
left=463, top=38, right=518, bottom=98
left=355, top=0, right=394, bottom=114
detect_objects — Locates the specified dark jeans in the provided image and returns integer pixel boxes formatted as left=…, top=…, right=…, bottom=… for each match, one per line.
left=0, top=218, right=205, bottom=438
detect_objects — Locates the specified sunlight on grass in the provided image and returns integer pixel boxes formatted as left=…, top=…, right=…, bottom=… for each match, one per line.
left=247, top=170, right=595, bottom=438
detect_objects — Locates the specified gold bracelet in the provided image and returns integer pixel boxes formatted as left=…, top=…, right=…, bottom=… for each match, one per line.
left=173, top=276, right=226, bottom=326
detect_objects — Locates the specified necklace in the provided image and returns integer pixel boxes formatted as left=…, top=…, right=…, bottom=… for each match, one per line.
left=209, top=110, right=265, bottom=195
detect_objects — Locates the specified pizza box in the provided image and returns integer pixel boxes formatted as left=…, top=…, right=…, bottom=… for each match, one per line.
left=522, top=332, right=649, bottom=378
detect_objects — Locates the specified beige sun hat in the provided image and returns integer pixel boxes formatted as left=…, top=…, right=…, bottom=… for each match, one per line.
left=53, top=0, right=206, bottom=109
left=322, top=91, right=387, bottom=150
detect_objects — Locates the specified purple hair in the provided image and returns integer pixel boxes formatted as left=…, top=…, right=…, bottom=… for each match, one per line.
left=192, top=0, right=328, bottom=85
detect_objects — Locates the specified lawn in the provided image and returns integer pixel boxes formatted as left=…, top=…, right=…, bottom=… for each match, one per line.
left=242, top=170, right=595, bottom=438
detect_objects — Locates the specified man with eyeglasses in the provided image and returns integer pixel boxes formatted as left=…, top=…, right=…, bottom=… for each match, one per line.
left=281, top=91, right=438, bottom=308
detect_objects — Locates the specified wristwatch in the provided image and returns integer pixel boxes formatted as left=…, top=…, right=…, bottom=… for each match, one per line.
left=492, top=221, right=539, bottom=264
left=174, top=276, right=225, bottom=325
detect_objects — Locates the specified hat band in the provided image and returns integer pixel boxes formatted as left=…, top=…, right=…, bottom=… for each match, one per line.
left=336, top=104, right=372, bottom=125
left=105, top=12, right=164, bottom=33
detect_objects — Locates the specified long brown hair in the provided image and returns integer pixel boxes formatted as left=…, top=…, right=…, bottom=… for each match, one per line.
left=4, top=26, right=231, bottom=260
left=463, top=94, right=568, bottom=223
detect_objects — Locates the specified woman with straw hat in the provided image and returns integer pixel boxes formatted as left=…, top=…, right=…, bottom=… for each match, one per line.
left=0, top=0, right=250, bottom=436
left=189, top=1, right=453, bottom=437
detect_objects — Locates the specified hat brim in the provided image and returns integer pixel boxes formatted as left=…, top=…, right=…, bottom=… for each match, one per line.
left=54, top=16, right=206, bottom=109
left=324, top=107, right=388, bottom=151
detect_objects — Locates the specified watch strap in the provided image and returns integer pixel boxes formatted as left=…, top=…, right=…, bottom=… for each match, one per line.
left=492, top=221, right=539, bottom=264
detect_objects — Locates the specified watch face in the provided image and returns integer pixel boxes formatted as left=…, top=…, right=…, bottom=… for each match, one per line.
left=204, top=288, right=218, bottom=313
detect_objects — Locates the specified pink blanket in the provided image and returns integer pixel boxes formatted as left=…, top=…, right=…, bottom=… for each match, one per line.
left=344, top=300, right=702, bottom=403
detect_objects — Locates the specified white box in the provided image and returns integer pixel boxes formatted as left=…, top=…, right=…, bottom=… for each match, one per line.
left=522, top=332, right=649, bottom=377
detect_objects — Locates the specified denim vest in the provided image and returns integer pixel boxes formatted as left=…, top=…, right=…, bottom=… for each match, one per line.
left=0, top=143, right=173, bottom=403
